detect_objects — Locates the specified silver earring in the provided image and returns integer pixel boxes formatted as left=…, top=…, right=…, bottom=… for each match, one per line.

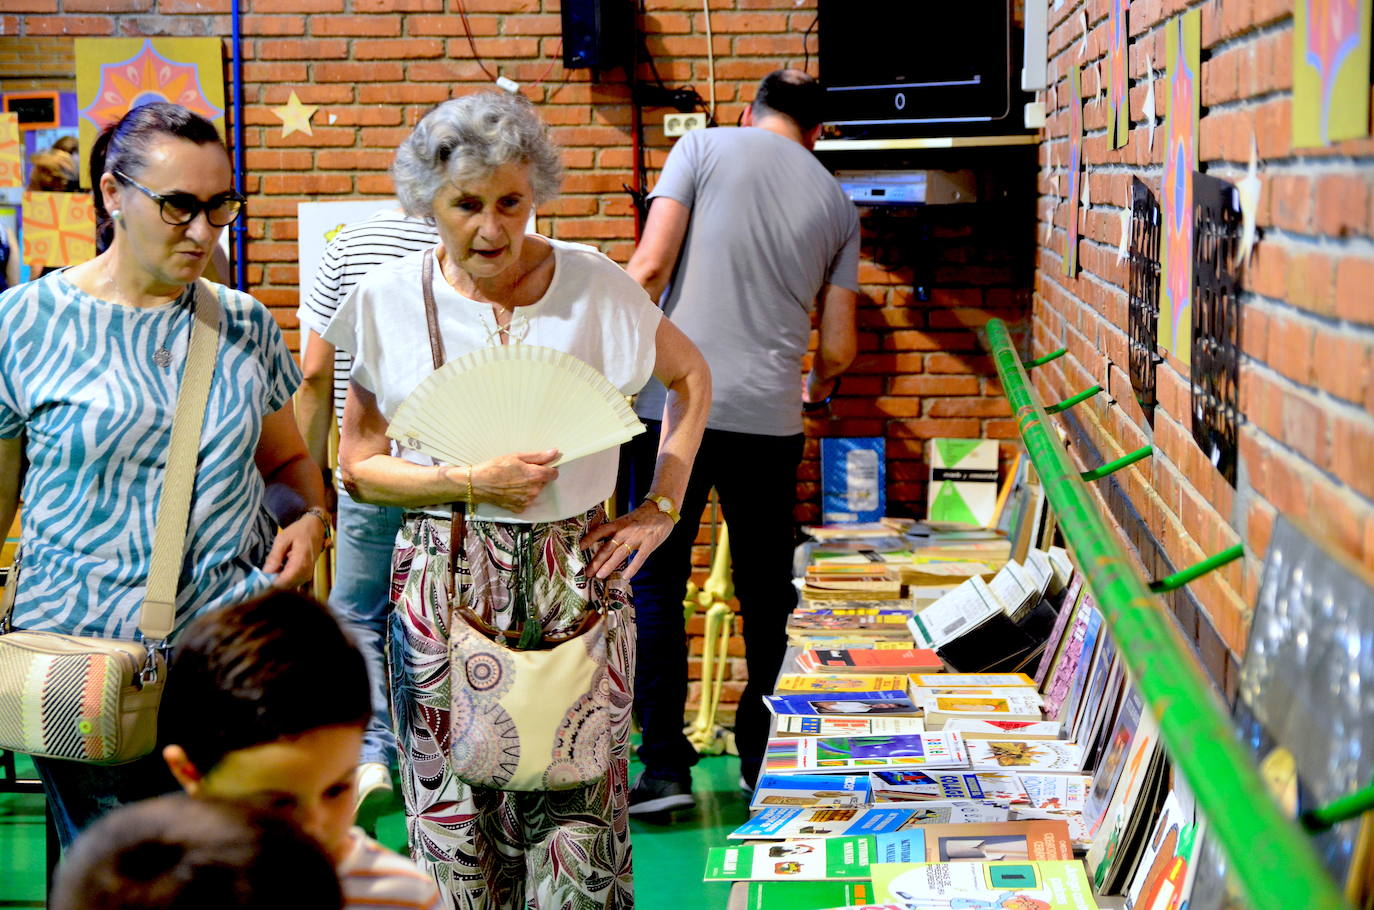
left=110, top=209, right=122, bottom=223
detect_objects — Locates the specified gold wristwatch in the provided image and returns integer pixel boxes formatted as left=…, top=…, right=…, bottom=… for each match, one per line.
left=645, top=494, right=680, bottom=524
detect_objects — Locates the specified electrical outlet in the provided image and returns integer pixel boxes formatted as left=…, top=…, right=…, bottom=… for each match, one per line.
left=663, top=112, right=706, bottom=137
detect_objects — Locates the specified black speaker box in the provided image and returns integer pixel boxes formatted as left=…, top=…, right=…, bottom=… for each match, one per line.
left=561, top=0, right=631, bottom=70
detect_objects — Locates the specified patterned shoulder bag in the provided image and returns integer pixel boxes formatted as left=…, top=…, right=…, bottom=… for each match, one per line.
left=420, top=250, right=612, bottom=791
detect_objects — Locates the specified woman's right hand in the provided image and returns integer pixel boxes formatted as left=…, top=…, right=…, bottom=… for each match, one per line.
left=466, top=449, right=559, bottom=512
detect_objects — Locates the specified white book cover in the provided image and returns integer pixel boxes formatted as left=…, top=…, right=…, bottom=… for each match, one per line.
left=908, top=576, right=1001, bottom=648
left=990, top=560, right=1038, bottom=619
left=945, top=719, right=1063, bottom=738
left=886, top=800, right=1012, bottom=824
left=765, top=732, right=970, bottom=775
left=914, top=690, right=1044, bottom=711
left=870, top=770, right=1028, bottom=805
left=967, top=739, right=1085, bottom=773
left=1017, top=773, right=1091, bottom=812
left=910, top=673, right=1037, bottom=687
left=775, top=715, right=927, bottom=737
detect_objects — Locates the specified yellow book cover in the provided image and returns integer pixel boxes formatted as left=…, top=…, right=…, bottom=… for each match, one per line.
left=775, top=674, right=909, bottom=693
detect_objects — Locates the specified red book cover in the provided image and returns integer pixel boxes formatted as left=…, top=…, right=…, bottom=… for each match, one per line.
left=799, top=648, right=943, bottom=673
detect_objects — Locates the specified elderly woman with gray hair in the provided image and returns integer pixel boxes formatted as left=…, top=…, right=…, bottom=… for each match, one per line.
left=323, top=92, right=709, bottom=907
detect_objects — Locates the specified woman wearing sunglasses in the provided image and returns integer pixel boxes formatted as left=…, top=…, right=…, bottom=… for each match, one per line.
left=0, top=102, right=328, bottom=845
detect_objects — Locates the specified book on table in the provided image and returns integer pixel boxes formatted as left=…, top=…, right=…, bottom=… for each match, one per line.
left=870, top=859, right=1101, bottom=909
left=862, top=799, right=1011, bottom=825
left=909, top=672, right=1036, bottom=687
left=729, top=806, right=933, bottom=841
left=774, top=715, right=927, bottom=738
left=774, top=674, right=911, bottom=693
left=796, top=648, right=943, bottom=674
left=703, top=836, right=874, bottom=881
left=918, top=819, right=1075, bottom=862
left=944, top=719, right=1062, bottom=740
left=763, top=733, right=970, bottom=775
left=763, top=692, right=920, bottom=717
left=732, top=880, right=879, bottom=910
left=908, top=686, right=1043, bottom=706
left=1017, top=773, right=1091, bottom=813
left=750, top=773, right=871, bottom=811
left=869, top=770, right=1028, bottom=805
left=966, top=739, right=1086, bottom=773
left=918, top=694, right=1045, bottom=731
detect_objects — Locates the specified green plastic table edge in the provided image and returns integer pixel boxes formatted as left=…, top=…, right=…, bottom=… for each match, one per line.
left=987, top=318, right=1351, bottom=910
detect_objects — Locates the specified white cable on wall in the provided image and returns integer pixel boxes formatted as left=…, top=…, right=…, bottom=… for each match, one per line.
left=702, top=0, right=716, bottom=121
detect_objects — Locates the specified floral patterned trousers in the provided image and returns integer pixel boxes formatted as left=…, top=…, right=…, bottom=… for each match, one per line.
left=388, top=509, right=635, bottom=910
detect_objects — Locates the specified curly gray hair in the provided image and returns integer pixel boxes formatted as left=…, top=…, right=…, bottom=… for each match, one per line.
left=392, top=92, right=563, bottom=218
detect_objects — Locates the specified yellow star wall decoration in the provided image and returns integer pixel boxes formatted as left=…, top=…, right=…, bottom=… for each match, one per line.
left=271, top=91, right=318, bottom=138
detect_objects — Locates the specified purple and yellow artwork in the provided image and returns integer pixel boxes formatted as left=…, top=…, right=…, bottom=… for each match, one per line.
left=74, top=38, right=226, bottom=188
left=1156, top=10, right=1200, bottom=364
left=1108, top=0, right=1131, bottom=149
left=1063, top=64, right=1084, bottom=277
left=1293, top=0, right=1372, bottom=146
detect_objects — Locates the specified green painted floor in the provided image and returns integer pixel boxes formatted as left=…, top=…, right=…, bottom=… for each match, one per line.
left=0, top=749, right=747, bottom=909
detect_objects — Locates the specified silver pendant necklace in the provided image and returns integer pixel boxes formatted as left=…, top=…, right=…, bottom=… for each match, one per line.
left=152, top=287, right=194, bottom=368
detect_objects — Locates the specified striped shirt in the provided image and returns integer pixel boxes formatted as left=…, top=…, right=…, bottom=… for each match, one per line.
left=296, top=212, right=440, bottom=426
left=337, top=829, right=443, bottom=910
left=0, top=270, right=300, bottom=640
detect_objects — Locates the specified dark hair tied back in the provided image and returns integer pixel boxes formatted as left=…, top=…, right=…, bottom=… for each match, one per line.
left=91, top=102, right=226, bottom=249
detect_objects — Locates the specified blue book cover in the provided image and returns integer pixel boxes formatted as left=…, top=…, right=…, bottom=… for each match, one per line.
left=821, top=437, right=886, bottom=524
left=764, top=692, right=917, bottom=717
left=729, top=806, right=934, bottom=840
left=750, top=773, right=871, bottom=811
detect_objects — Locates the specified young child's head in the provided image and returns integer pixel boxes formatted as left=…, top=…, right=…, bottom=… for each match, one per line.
left=50, top=792, right=343, bottom=910
left=159, top=591, right=371, bottom=860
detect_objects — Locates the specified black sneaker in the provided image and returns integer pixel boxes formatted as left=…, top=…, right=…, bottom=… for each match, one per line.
left=628, top=773, right=696, bottom=815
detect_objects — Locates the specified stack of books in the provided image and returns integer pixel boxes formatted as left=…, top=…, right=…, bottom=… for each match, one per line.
left=697, top=509, right=1216, bottom=910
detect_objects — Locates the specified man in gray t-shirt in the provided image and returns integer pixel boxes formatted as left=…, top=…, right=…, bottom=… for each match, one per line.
left=623, top=70, right=860, bottom=814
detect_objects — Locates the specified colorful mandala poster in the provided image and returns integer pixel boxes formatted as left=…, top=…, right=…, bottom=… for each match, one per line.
left=1293, top=0, right=1372, bottom=147
left=0, top=114, right=21, bottom=189
left=1063, top=64, right=1084, bottom=277
left=75, top=38, right=226, bottom=188
left=1107, top=0, right=1131, bottom=149
left=21, top=191, right=95, bottom=268
left=1156, top=9, right=1200, bottom=364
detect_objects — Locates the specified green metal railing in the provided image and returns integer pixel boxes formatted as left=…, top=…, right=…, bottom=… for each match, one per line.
left=985, top=319, right=1351, bottom=910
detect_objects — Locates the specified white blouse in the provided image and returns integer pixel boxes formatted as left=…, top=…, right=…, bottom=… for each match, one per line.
left=324, top=236, right=662, bottom=523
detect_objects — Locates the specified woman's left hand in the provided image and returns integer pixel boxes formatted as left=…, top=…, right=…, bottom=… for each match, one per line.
left=582, top=504, right=676, bottom=581
left=263, top=516, right=326, bottom=590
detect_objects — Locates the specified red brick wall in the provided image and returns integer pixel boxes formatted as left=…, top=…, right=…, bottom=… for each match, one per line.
left=1036, top=0, right=1374, bottom=690
left=2, top=2, right=1036, bottom=721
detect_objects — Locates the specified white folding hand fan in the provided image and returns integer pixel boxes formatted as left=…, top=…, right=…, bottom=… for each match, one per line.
left=386, top=344, right=645, bottom=468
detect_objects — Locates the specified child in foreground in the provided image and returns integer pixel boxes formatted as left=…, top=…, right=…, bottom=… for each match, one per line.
left=158, top=590, right=442, bottom=910
left=51, top=792, right=342, bottom=910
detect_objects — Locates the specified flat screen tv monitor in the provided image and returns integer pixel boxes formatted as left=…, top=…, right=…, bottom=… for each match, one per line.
left=818, top=0, right=1023, bottom=134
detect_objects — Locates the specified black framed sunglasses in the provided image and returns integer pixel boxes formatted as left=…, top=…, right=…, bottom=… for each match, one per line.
left=113, top=170, right=246, bottom=227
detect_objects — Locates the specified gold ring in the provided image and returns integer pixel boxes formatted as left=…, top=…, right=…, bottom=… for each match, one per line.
left=613, top=539, right=629, bottom=549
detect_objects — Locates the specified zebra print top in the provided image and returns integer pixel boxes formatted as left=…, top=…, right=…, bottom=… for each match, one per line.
left=0, top=270, right=301, bottom=641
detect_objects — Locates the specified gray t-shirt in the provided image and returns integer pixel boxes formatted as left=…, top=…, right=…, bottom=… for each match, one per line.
left=634, top=127, right=861, bottom=436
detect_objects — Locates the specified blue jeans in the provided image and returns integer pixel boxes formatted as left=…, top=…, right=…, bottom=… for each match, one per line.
left=34, top=751, right=179, bottom=848
left=619, top=422, right=804, bottom=787
left=329, top=494, right=404, bottom=767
